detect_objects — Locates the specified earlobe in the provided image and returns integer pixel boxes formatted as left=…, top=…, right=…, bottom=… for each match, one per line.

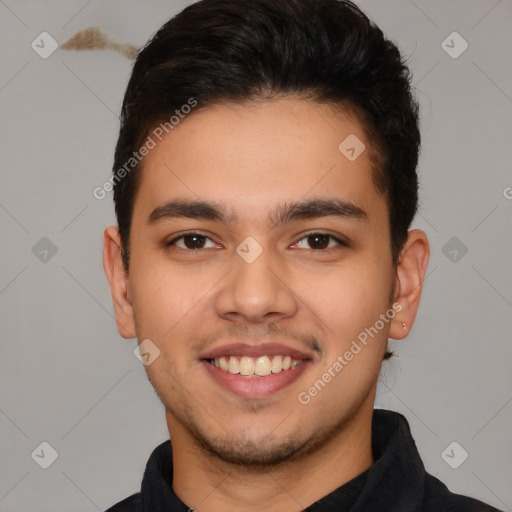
left=389, top=229, right=430, bottom=340
left=103, top=225, right=137, bottom=339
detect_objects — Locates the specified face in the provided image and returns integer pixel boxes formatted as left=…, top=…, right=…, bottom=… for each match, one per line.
left=109, top=98, right=411, bottom=467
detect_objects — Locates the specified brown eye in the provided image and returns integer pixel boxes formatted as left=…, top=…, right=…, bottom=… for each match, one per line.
left=294, top=233, right=346, bottom=250
left=307, top=234, right=330, bottom=249
left=165, top=233, right=218, bottom=250
left=182, top=235, right=207, bottom=249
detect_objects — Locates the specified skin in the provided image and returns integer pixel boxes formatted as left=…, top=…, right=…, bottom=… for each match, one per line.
left=103, top=97, right=429, bottom=511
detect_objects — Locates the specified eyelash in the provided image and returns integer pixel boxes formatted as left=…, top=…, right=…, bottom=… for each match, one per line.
left=164, top=231, right=348, bottom=251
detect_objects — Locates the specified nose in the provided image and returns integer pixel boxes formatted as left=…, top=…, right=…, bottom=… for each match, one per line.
left=214, top=245, right=299, bottom=325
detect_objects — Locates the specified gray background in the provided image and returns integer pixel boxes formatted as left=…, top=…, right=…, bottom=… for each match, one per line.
left=1, top=0, right=511, bottom=510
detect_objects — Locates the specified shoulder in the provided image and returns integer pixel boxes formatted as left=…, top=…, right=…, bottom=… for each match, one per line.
left=104, top=493, right=142, bottom=512
left=424, top=474, right=504, bottom=512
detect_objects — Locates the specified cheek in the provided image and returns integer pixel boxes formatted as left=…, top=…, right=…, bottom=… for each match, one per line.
left=300, top=264, right=389, bottom=338
left=129, top=262, right=213, bottom=339
left=307, top=270, right=390, bottom=389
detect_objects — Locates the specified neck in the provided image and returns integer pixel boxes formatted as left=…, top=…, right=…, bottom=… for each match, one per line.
left=167, top=399, right=375, bottom=512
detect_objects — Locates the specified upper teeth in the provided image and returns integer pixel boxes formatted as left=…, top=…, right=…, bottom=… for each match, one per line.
left=211, top=355, right=302, bottom=376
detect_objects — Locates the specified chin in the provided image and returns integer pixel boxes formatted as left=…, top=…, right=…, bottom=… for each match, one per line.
left=198, top=432, right=310, bottom=469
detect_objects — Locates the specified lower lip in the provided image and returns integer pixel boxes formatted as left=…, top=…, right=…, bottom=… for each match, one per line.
left=202, top=360, right=311, bottom=398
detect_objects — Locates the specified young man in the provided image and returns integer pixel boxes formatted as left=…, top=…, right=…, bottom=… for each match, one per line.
left=103, top=0, right=502, bottom=510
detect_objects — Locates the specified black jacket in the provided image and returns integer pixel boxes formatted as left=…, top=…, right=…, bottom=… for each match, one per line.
left=105, top=409, right=503, bottom=511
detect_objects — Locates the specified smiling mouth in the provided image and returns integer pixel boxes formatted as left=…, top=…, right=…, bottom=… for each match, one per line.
left=206, top=355, right=304, bottom=377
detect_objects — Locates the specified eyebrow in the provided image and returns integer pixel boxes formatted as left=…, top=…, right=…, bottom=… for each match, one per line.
left=147, top=198, right=368, bottom=226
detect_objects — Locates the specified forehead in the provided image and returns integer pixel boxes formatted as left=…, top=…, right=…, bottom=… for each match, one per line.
left=133, top=97, right=387, bottom=225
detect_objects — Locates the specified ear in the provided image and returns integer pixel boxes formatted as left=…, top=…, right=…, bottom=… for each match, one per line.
left=103, top=225, right=136, bottom=339
left=389, top=229, right=430, bottom=340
